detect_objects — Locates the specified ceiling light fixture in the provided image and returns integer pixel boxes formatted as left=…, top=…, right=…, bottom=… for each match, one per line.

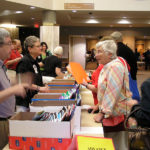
left=0, top=24, right=16, bottom=28
left=31, top=17, right=35, bottom=20
left=72, top=10, right=77, bottom=13
left=30, top=6, right=35, bottom=9
left=15, top=11, right=23, bottom=14
left=118, top=19, right=131, bottom=24
left=86, top=19, right=99, bottom=24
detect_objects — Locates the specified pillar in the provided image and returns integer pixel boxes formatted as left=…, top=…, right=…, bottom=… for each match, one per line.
left=40, top=10, right=59, bottom=53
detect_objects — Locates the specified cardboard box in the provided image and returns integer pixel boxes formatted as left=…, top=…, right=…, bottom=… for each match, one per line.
left=48, top=84, right=75, bottom=89
left=39, top=89, right=68, bottom=93
left=9, top=136, right=72, bottom=150
left=9, top=110, right=76, bottom=138
left=30, top=100, right=77, bottom=112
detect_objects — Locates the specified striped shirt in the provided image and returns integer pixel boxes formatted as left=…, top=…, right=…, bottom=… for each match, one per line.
left=97, top=57, right=132, bottom=116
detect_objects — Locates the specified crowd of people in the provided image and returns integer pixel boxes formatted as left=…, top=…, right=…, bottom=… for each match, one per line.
left=0, top=28, right=150, bottom=150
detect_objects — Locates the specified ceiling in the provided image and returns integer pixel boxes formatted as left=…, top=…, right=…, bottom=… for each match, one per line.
left=1, top=0, right=150, bottom=28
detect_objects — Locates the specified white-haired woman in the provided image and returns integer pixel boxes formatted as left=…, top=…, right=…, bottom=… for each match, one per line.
left=91, top=40, right=136, bottom=150
left=40, top=46, right=65, bottom=78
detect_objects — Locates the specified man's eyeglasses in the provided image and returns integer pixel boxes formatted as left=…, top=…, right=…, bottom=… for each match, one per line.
left=0, top=42, right=12, bottom=46
left=32, top=45, right=41, bottom=48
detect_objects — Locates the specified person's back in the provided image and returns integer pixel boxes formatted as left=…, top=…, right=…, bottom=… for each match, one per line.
left=130, top=78, right=150, bottom=127
left=117, top=42, right=137, bottom=80
left=111, top=31, right=137, bottom=80
left=43, top=55, right=62, bottom=77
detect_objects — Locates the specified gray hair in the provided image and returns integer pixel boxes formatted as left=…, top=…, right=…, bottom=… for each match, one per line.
left=53, top=46, right=63, bottom=55
left=0, top=28, right=10, bottom=45
left=24, top=36, right=39, bottom=51
left=110, top=31, right=123, bottom=42
left=96, top=40, right=117, bottom=59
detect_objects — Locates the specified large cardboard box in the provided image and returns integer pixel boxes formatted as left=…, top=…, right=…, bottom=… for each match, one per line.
left=9, top=110, right=76, bottom=138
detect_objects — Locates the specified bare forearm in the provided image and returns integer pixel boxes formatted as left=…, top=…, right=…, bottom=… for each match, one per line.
left=0, top=87, right=16, bottom=103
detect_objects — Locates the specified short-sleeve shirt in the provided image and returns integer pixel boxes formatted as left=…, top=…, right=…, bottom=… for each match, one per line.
left=4, top=49, right=22, bottom=70
left=0, top=60, right=15, bottom=118
left=16, top=54, right=43, bottom=108
left=42, top=55, right=62, bottom=77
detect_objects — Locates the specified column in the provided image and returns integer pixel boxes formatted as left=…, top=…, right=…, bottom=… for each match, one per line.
left=40, top=10, right=59, bottom=53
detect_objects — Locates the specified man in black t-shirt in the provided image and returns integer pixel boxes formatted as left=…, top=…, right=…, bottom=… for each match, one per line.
left=42, top=46, right=65, bottom=78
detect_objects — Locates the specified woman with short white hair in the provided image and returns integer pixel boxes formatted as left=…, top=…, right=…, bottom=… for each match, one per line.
left=92, top=40, right=134, bottom=150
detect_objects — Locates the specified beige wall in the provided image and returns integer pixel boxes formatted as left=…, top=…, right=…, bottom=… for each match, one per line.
left=3, top=27, right=19, bottom=39
left=6, top=0, right=53, bottom=9
left=6, top=0, right=150, bottom=11
left=123, top=36, right=135, bottom=51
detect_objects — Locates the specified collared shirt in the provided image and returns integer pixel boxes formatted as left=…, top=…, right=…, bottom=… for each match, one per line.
left=16, top=54, right=43, bottom=107
left=4, top=49, right=22, bottom=70
left=0, top=60, right=15, bottom=118
left=97, top=58, right=132, bottom=116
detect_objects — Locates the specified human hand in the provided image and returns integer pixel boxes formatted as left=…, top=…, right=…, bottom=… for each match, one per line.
left=39, top=85, right=49, bottom=93
left=128, top=117, right=137, bottom=128
left=93, top=113, right=104, bottom=123
left=88, top=105, right=99, bottom=114
left=13, top=83, right=29, bottom=97
left=82, top=79, right=88, bottom=87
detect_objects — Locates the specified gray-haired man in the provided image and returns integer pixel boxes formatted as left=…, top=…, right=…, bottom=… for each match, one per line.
left=0, top=28, right=29, bottom=149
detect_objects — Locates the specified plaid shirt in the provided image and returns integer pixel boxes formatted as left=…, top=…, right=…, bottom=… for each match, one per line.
left=97, top=58, right=132, bottom=116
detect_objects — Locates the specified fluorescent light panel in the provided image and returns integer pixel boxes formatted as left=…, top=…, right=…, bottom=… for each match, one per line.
left=118, top=19, right=131, bottom=24
left=0, top=24, right=16, bottom=28
left=86, top=19, right=99, bottom=24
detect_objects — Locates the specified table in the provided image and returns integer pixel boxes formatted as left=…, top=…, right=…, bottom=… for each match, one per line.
left=3, top=86, right=103, bottom=150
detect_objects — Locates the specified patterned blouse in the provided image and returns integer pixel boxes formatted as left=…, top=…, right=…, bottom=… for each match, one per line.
left=97, top=57, right=132, bottom=116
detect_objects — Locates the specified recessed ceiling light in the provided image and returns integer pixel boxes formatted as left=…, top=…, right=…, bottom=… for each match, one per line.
left=72, top=10, right=77, bottom=13
left=118, top=19, right=131, bottom=24
left=30, top=6, right=36, bottom=9
left=15, top=11, right=23, bottom=14
left=86, top=19, right=99, bottom=24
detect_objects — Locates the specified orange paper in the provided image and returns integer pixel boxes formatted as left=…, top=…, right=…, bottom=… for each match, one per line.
left=69, top=62, right=89, bottom=84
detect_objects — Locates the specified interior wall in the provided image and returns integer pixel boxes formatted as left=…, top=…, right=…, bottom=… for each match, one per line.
left=86, top=39, right=98, bottom=51
left=69, top=37, right=86, bottom=69
left=4, top=27, right=19, bottom=39
left=60, top=26, right=150, bottom=52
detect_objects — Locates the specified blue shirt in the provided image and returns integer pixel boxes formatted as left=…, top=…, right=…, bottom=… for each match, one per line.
left=0, top=60, right=15, bottom=118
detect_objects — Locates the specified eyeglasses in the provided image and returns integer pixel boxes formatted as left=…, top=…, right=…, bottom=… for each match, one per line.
left=32, top=45, right=41, bottom=48
left=0, top=42, right=12, bottom=46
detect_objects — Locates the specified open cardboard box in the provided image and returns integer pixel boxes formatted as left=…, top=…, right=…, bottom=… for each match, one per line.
left=39, top=89, right=68, bottom=93
left=48, top=85, right=75, bottom=89
left=9, top=109, right=77, bottom=138
left=30, top=94, right=77, bottom=112
left=47, top=82, right=75, bottom=85
left=52, top=79, right=75, bottom=83
left=30, top=99, right=76, bottom=112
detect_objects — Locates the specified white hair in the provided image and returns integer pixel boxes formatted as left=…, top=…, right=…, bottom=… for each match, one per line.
left=110, top=31, right=123, bottom=42
left=53, top=46, right=63, bottom=55
left=96, top=40, right=117, bottom=59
